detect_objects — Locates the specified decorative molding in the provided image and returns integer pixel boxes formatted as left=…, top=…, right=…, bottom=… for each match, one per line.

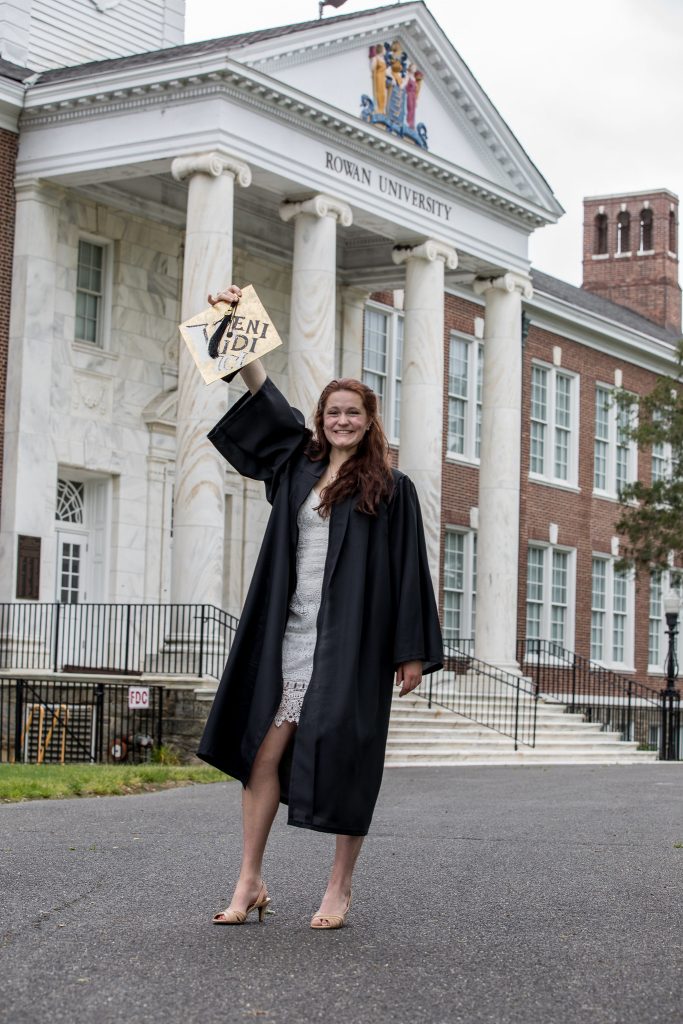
left=90, top=0, right=124, bottom=9
left=392, top=238, right=458, bottom=269
left=18, top=61, right=556, bottom=231
left=71, top=371, right=113, bottom=420
left=171, top=151, right=252, bottom=188
left=279, top=193, right=353, bottom=226
left=473, top=271, right=533, bottom=300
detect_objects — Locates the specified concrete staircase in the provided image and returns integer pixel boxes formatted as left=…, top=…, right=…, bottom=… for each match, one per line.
left=386, top=692, right=658, bottom=766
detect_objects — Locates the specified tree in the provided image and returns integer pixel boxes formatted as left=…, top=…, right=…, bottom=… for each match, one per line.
left=614, top=340, right=683, bottom=576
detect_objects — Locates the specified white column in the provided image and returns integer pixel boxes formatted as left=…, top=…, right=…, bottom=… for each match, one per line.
left=392, top=240, right=458, bottom=594
left=472, top=272, right=533, bottom=671
left=340, top=286, right=369, bottom=379
left=170, top=151, right=251, bottom=607
left=279, top=194, right=352, bottom=418
left=0, top=182, right=62, bottom=602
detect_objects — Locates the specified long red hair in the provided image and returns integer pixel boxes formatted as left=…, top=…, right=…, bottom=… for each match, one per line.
left=305, top=378, right=394, bottom=516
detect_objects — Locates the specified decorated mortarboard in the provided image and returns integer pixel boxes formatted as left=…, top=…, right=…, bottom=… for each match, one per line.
left=179, top=284, right=283, bottom=385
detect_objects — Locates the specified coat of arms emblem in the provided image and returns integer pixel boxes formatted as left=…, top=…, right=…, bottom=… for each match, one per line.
left=360, top=41, right=428, bottom=150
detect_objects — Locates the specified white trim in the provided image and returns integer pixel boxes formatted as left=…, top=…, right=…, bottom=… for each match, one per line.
left=443, top=526, right=477, bottom=642
left=446, top=331, right=482, bottom=463
left=592, top=383, right=638, bottom=499
left=73, top=233, right=114, bottom=352
left=590, top=554, right=635, bottom=671
left=528, top=360, right=579, bottom=488
left=525, top=542, right=576, bottom=654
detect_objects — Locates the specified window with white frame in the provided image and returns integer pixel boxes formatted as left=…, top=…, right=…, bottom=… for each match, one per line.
left=443, top=528, right=477, bottom=642
left=362, top=305, right=403, bottom=443
left=75, top=239, right=109, bottom=347
left=447, top=334, right=482, bottom=460
left=590, top=556, right=634, bottom=667
left=648, top=571, right=683, bottom=671
left=593, top=386, right=637, bottom=497
left=529, top=364, right=578, bottom=485
left=525, top=544, right=575, bottom=654
left=651, top=411, right=672, bottom=483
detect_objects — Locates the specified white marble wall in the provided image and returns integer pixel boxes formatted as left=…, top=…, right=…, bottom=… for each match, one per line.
left=35, top=193, right=182, bottom=602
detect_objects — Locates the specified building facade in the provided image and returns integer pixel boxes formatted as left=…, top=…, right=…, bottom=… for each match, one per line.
left=0, top=1, right=680, bottom=686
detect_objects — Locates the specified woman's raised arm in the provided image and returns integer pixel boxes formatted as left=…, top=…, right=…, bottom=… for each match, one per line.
left=207, top=284, right=267, bottom=395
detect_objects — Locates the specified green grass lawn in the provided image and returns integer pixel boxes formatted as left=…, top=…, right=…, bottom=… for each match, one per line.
left=0, top=763, right=228, bottom=803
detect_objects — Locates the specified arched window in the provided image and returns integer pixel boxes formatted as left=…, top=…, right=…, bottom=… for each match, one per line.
left=616, top=211, right=630, bottom=254
left=56, top=479, right=84, bottom=523
left=669, top=210, right=677, bottom=254
left=594, top=213, right=608, bottom=255
left=639, top=208, right=653, bottom=252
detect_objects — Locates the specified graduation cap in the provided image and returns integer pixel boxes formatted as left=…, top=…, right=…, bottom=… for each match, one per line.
left=179, top=284, right=283, bottom=385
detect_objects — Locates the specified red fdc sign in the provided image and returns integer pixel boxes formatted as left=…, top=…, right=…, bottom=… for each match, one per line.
left=128, top=686, right=150, bottom=710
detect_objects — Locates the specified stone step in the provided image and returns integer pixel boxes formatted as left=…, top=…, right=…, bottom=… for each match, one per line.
left=386, top=735, right=645, bottom=752
left=386, top=753, right=658, bottom=767
left=388, top=726, right=623, bottom=743
left=389, top=708, right=585, bottom=725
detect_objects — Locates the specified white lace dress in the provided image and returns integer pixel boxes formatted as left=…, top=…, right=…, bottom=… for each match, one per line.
left=274, top=487, right=330, bottom=727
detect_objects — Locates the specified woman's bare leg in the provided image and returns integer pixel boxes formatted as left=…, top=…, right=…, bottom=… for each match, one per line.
left=314, top=834, right=364, bottom=923
left=220, top=720, right=296, bottom=914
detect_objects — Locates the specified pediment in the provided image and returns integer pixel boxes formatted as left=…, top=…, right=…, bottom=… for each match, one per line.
left=227, top=3, right=560, bottom=214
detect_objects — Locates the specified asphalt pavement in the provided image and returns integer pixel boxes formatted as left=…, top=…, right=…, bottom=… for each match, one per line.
left=1, top=764, right=682, bottom=1024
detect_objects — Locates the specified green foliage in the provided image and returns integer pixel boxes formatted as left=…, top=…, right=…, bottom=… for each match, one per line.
left=0, top=763, right=226, bottom=803
left=150, top=743, right=181, bottom=765
left=614, top=339, right=683, bottom=574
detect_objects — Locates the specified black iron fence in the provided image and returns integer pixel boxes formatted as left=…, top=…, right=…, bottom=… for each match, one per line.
left=0, top=677, right=163, bottom=764
left=425, top=641, right=538, bottom=749
left=0, top=603, right=238, bottom=680
left=519, top=640, right=679, bottom=758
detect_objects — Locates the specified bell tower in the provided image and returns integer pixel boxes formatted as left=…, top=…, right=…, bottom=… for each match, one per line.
left=582, top=189, right=681, bottom=333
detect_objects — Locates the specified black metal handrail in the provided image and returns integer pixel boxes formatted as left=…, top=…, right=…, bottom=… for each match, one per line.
left=0, top=603, right=239, bottom=681
left=425, top=641, right=538, bottom=749
left=519, top=639, right=674, bottom=757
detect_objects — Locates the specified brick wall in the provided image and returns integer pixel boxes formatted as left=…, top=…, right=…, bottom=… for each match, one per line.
left=0, top=128, right=18, bottom=530
left=519, top=324, right=664, bottom=682
left=582, top=190, right=681, bottom=332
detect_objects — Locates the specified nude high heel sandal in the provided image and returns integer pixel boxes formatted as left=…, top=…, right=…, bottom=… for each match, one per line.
left=310, top=892, right=351, bottom=930
left=212, top=882, right=271, bottom=925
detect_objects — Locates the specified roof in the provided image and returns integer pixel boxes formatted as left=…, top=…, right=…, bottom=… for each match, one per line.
left=531, top=269, right=681, bottom=344
left=35, top=3, right=401, bottom=84
left=0, top=57, right=34, bottom=82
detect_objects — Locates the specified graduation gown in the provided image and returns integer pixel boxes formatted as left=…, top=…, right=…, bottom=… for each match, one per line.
left=197, top=377, right=443, bottom=836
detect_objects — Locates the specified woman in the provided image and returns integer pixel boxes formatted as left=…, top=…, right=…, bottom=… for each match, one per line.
left=198, top=284, right=443, bottom=929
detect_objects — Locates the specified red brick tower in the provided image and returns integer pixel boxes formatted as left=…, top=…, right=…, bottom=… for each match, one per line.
left=582, top=189, right=681, bottom=333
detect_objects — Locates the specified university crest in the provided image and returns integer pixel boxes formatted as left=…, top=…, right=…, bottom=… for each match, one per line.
left=360, top=41, right=428, bottom=150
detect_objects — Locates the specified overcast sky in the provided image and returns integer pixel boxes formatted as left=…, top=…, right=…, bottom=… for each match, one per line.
left=185, top=0, right=683, bottom=286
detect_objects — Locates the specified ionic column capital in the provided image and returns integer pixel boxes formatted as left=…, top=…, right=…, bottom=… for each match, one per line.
left=473, top=271, right=533, bottom=300
left=171, top=151, right=252, bottom=188
left=279, top=193, right=353, bottom=227
left=392, top=239, right=458, bottom=270
left=342, top=285, right=371, bottom=306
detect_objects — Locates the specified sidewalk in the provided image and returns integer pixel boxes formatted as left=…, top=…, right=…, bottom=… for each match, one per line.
left=2, top=764, right=682, bottom=1024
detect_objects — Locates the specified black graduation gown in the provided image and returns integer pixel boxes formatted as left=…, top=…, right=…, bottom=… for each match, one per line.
left=197, top=377, right=443, bottom=836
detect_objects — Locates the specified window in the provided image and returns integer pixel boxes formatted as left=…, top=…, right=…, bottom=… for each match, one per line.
left=362, top=305, right=403, bottom=443
left=529, top=364, right=578, bottom=485
left=594, top=213, right=608, bottom=255
left=616, top=211, right=630, bottom=254
left=593, top=386, right=637, bottom=497
left=443, top=529, right=477, bottom=642
left=56, top=479, right=85, bottom=524
left=639, top=208, right=653, bottom=253
left=75, top=240, right=107, bottom=346
left=590, top=557, right=634, bottom=667
left=525, top=545, right=575, bottom=654
left=447, top=334, right=483, bottom=460
left=652, top=441, right=671, bottom=483
left=669, top=210, right=677, bottom=255
left=648, top=572, right=683, bottom=671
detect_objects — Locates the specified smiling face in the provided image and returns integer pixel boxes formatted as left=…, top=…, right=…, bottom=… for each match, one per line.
left=322, top=389, right=370, bottom=454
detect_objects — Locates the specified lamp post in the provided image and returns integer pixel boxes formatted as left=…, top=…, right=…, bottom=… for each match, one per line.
left=661, top=591, right=681, bottom=760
